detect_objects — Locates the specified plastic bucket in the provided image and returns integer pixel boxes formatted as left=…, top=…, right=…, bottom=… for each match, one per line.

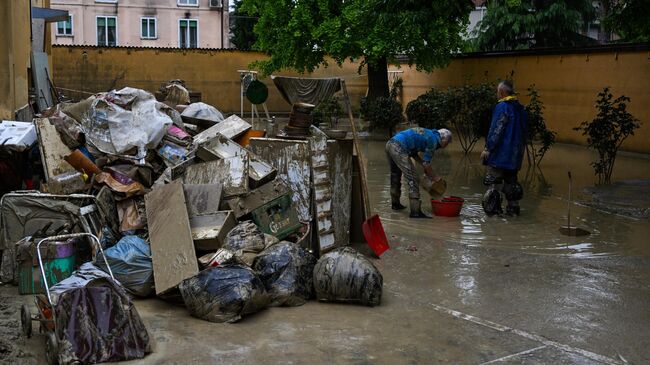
left=431, top=196, right=464, bottom=217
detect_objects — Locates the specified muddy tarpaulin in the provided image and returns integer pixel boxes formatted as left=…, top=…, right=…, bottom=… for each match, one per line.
left=0, top=194, right=86, bottom=283
left=50, top=263, right=151, bottom=364
left=313, top=247, right=383, bottom=306
left=271, top=76, right=341, bottom=106
left=252, top=242, right=317, bottom=307
left=179, top=265, right=269, bottom=323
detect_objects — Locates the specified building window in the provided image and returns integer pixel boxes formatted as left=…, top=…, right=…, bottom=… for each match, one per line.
left=56, top=15, right=73, bottom=36
left=97, top=16, right=117, bottom=46
left=141, top=17, right=157, bottom=39
left=179, top=19, right=198, bottom=48
left=177, top=0, right=198, bottom=6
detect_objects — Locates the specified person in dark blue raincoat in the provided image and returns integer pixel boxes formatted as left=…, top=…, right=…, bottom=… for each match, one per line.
left=480, top=80, right=528, bottom=216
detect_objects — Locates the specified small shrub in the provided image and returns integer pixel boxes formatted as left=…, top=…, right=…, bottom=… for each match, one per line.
left=525, top=84, right=556, bottom=166
left=389, top=77, right=403, bottom=100
left=363, top=96, right=404, bottom=137
left=313, top=96, right=343, bottom=128
left=406, top=82, right=494, bottom=154
left=450, top=82, right=495, bottom=155
left=574, top=87, right=640, bottom=184
left=405, top=88, right=451, bottom=130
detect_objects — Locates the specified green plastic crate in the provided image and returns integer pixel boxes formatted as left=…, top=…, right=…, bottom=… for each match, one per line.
left=251, top=194, right=302, bottom=240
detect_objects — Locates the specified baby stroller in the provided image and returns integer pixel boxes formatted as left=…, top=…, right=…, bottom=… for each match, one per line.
left=20, top=233, right=151, bottom=364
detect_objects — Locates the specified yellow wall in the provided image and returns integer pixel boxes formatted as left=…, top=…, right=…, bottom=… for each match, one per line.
left=0, top=1, right=31, bottom=120
left=51, top=46, right=650, bottom=153
left=398, top=50, right=650, bottom=154
left=50, top=46, right=368, bottom=115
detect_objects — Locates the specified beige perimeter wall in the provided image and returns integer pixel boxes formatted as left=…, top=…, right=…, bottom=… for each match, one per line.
left=51, top=46, right=650, bottom=154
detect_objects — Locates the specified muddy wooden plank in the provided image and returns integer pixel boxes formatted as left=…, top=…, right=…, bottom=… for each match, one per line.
left=249, top=138, right=312, bottom=222
left=183, top=184, right=223, bottom=217
left=183, top=157, right=248, bottom=197
left=328, top=139, right=353, bottom=247
left=34, top=118, right=75, bottom=181
left=144, top=181, right=198, bottom=294
left=192, top=114, right=251, bottom=147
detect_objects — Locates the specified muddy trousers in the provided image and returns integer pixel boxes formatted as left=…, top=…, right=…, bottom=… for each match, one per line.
left=385, top=141, right=421, bottom=210
left=484, top=166, right=522, bottom=214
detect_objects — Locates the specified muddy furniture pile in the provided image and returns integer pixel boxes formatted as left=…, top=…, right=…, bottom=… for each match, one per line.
left=0, top=87, right=383, bottom=364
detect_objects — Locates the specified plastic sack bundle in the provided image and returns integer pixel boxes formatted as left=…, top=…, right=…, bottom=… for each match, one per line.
left=179, top=265, right=269, bottom=323
left=252, top=242, right=317, bottom=307
left=222, top=221, right=266, bottom=265
left=83, top=87, right=172, bottom=158
left=181, top=102, right=224, bottom=123
left=95, top=235, right=154, bottom=297
left=313, top=247, right=383, bottom=307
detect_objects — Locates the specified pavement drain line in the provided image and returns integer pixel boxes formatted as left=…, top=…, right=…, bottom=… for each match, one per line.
left=384, top=289, right=626, bottom=364
left=427, top=302, right=625, bottom=365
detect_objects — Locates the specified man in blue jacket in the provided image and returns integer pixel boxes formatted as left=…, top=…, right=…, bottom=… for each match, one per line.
left=386, top=127, right=452, bottom=218
left=480, top=80, right=528, bottom=216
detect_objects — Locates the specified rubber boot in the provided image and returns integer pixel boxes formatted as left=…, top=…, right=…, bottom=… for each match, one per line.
left=409, top=198, right=431, bottom=219
left=390, top=187, right=406, bottom=210
left=506, top=201, right=520, bottom=216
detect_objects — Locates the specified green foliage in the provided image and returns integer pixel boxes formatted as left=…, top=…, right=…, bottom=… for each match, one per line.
left=525, top=85, right=556, bottom=166
left=604, top=0, right=650, bottom=42
left=312, top=96, right=344, bottom=128
left=230, top=0, right=258, bottom=50
left=450, top=83, right=496, bottom=154
left=574, top=87, right=641, bottom=184
left=362, top=96, right=404, bottom=137
left=405, top=88, right=452, bottom=130
left=474, top=0, right=596, bottom=51
left=241, top=0, right=473, bottom=96
left=406, top=83, right=495, bottom=154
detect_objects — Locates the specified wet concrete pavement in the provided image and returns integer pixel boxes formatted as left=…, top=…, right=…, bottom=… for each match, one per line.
left=2, top=140, right=650, bottom=364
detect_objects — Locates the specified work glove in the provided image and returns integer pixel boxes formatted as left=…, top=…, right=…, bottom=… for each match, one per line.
left=480, top=149, right=490, bottom=162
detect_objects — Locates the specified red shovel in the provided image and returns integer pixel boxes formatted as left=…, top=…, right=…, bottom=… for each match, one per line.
left=341, top=80, right=390, bottom=257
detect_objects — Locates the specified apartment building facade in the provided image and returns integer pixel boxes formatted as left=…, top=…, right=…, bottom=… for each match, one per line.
left=51, top=0, right=229, bottom=48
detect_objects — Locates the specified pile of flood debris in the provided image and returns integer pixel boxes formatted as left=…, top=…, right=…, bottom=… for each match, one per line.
left=0, top=85, right=383, bottom=363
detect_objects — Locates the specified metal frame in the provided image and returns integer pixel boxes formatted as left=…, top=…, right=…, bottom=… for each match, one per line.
left=37, top=233, right=114, bottom=310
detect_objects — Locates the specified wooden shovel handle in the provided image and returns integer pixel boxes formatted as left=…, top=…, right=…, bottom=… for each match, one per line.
left=341, top=80, right=371, bottom=218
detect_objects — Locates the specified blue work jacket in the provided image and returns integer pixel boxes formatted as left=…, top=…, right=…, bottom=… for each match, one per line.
left=486, top=100, right=528, bottom=170
left=391, top=127, right=440, bottom=164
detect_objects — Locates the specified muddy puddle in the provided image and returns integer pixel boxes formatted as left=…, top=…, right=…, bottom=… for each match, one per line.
left=364, top=140, right=650, bottom=258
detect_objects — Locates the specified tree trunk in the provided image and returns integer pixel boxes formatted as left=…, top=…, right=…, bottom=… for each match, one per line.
left=366, top=57, right=389, bottom=102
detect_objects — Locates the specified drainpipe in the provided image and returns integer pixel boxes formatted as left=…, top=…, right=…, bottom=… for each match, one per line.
left=221, top=3, right=224, bottom=48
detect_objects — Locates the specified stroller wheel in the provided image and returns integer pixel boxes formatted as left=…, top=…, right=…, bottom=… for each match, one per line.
left=45, top=332, right=59, bottom=365
left=20, top=304, right=32, bottom=338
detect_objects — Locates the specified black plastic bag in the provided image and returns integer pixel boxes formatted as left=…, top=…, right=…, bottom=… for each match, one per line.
left=313, top=247, right=383, bottom=306
left=223, top=221, right=266, bottom=252
left=179, top=265, right=269, bottom=323
left=252, top=242, right=317, bottom=307
left=95, top=235, right=154, bottom=297
left=51, top=263, right=151, bottom=364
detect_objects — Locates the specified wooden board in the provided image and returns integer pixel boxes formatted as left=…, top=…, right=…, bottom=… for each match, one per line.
left=183, top=157, right=248, bottom=197
left=144, top=181, right=198, bottom=295
left=328, top=139, right=353, bottom=247
left=249, top=138, right=312, bottom=222
left=34, top=118, right=75, bottom=181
